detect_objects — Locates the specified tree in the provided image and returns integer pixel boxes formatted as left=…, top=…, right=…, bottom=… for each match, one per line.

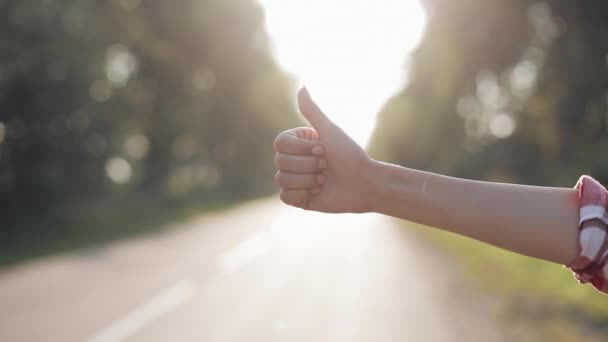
left=0, top=0, right=299, bottom=249
left=369, top=0, right=608, bottom=186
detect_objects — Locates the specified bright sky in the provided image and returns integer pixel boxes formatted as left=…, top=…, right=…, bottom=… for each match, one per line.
left=259, top=0, right=427, bottom=146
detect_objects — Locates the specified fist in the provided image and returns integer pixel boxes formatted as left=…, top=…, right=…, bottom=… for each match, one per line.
left=273, top=88, right=373, bottom=213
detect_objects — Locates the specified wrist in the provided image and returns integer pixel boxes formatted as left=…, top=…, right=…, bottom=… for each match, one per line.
left=362, top=159, right=396, bottom=214
left=349, top=157, right=377, bottom=213
left=363, top=159, right=428, bottom=216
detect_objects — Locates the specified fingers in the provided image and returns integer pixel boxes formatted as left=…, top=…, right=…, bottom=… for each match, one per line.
left=293, top=126, right=320, bottom=142
left=273, top=131, right=324, bottom=156
left=275, top=93, right=331, bottom=208
left=274, top=153, right=326, bottom=173
left=298, top=87, right=335, bottom=135
left=275, top=171, right=325, bottom=189
left=280, top=188, right=321, bottom=206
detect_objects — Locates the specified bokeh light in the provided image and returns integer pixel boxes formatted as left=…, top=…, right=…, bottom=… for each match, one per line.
left=105, top=157, right=132, bottom=184
left=105, top=44, right=137, bottom=88
left=3, top=2, right=608, bottom=340
left=124, top=134, right=150, bottom=160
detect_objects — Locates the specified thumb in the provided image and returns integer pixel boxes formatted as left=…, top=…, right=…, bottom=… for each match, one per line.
left=298, top=87, right=335, bottom=135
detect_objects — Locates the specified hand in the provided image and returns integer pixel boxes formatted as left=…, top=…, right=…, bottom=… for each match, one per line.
left=273, top=87, right=373, bottom=213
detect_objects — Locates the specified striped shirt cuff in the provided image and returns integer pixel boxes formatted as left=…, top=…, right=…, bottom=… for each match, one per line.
left=566, top=175, right=608, bottom=294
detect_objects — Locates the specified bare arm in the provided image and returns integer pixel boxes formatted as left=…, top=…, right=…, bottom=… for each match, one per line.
left=273, top=88, right=580, bottom=265
left=366, top=161, right=580, bottom=264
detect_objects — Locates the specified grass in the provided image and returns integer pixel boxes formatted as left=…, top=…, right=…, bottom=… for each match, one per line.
left=406, top=222, right=608, bottom=340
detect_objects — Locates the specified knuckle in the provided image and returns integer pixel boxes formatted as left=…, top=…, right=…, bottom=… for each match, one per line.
left=279, top=189, right=290, bottom=203
left=275, top=171, right=288, bottom=187
left=273, top=133, right=286, bottom=152
left=274, top=171, right=282, bottom=187
left=274, top=153, right=283, bottom=169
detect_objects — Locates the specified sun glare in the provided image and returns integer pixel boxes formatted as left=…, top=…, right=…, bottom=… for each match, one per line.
left=259, top=0, right=427, bottom=146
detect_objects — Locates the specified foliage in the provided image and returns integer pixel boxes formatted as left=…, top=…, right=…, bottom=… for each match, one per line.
left=369, top=0, right=608, bottom=187
left=415, top=223, right=608, bottom=339
left=370, top=1, right=608, bottom=332
left=0, top=0, right=299, bottom=250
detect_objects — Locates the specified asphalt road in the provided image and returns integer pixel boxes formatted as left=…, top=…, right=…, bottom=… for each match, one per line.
left=0, top=199, right=508, bottom=341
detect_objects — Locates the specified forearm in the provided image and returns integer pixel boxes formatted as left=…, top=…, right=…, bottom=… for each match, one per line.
left=366, top=160, right=580, bottom=265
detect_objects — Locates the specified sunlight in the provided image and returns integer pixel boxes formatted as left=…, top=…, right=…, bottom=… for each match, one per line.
left=259, top=0, right=427, bottom=146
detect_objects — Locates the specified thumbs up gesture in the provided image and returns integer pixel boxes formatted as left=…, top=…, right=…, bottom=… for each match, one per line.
left=273, top=88, right=374, bottom=213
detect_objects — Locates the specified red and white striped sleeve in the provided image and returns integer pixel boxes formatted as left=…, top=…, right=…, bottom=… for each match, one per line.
left=566, top=175, right=608, bottom=294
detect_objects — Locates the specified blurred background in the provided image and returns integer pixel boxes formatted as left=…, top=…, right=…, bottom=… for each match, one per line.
left=1, top=0, right=608, bottom=341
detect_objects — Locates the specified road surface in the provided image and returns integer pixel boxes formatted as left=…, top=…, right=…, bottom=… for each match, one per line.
left=0, top=199, right=508, bottom=341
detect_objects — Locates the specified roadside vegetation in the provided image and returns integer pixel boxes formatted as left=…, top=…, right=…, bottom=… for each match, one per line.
left=0, top=0, right=299, bottom=265
left=412, top=223, right=608, bottom=341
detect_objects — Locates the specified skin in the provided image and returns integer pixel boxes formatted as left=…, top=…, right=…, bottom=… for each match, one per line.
left=273, top=87, right=580, bottom=265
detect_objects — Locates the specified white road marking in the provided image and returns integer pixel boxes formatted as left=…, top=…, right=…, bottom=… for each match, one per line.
left=85, top=279, right=195, bottom=342
left=87, top=208, right=303, bottom=342
left=217, top=234, right=272, bottom=274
